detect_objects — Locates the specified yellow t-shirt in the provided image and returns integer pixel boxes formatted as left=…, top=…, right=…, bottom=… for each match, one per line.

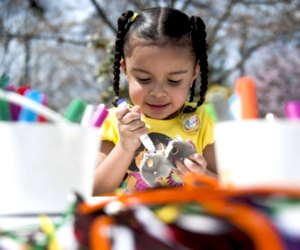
left=100, top=103, right=214, bottom=192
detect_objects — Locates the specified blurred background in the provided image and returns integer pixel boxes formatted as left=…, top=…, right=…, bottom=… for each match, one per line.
left=1, top=0, right=299, bottom=117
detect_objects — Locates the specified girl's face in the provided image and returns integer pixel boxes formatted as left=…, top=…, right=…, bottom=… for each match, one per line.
left=121, top=44, right=199, bottom=119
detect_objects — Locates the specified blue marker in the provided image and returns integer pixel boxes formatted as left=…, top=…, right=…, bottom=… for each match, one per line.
left=18, top=89, right=43, bottom=122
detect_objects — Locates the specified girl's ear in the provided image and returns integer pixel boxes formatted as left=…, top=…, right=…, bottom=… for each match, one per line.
left=192, top=63, right=200, bottom=82
left=120, top=59, right=127, bottom=75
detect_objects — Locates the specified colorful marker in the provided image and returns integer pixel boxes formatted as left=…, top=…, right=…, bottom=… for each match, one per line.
left=18, top=89, right=45, bottom=122
left=89, top=104, right=108, bottom=127
left=117, top=98, right=156, bottom=153
left=6, top=85, right=20, bottom=121
left=38, top=94, right=48, bottom=122
left=80, top=104, right=95, bottom=127
left=64, top=98, right=87, bottom=123
left=284, top=100, right=300, bottom=120
left=0, top=89, right=67, bottom=123
left=0, top=76, right=12, bottom=121
left=0, top=98, right=11, bottom=121
left=9, top=85, right=32, bottom=120
left=17, top=85, right=31, bottom=95
left=235, top=77, right=258, bottom=119
left=0, top=74, right=10, bottom=89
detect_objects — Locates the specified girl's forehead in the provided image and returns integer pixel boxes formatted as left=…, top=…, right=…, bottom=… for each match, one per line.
left=124, top=36, right=193, bottom=57
left=124, top=44, right=196, bottom=73
left=126, top=44, right=193, bottom=61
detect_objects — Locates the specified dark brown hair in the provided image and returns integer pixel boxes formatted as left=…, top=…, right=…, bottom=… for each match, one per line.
left=112, top=7, right=208, bottom=113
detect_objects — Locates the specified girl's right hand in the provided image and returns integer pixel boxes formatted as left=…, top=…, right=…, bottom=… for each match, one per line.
left=115, top=105, right=148, bottom=153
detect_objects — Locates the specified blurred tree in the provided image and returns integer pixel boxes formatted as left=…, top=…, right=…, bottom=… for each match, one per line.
left=246, top=44, right=300, bottom=117
left=0, top=0, right=109, bottom=110
left=0, top=0, right=299, bottom=114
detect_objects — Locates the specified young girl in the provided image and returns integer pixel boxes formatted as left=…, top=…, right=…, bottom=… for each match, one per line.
left=93, top=7, right=217, bottom=195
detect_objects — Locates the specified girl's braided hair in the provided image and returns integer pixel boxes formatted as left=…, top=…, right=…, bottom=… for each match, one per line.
left=112, top=7, right=209, bottom=113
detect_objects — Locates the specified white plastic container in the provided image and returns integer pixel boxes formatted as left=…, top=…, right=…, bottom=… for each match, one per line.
left=0, top=122, right=100, bottom=215
left=214, top=120, right=300, bottom=189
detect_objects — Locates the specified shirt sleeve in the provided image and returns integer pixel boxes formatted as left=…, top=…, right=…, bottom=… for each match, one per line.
left=201, top=106, right=215, bottom=147
left=99, top=108, right=119, bottom=145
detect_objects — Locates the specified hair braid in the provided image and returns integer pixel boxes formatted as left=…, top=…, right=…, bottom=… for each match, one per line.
left=112, top=10, right=134, bottom=106
left=188, top=81, right=196, bottom=102
left=190, top=16, right=209, bottom=108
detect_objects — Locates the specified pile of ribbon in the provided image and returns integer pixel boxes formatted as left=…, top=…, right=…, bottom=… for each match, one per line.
left=75, top=174, right=300, bottom=250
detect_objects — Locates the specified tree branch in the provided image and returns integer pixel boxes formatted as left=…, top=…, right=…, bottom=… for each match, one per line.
left=207, top=0, right=238, bottom=46
left=0, top=31, right=89, bottom=47
left=88, top=0, right=117, bottom=34
left=214, top=27, right=298, bottom=82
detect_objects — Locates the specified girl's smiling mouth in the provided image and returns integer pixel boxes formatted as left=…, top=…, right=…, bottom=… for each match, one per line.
left=146, top=103, right=169, bottom=110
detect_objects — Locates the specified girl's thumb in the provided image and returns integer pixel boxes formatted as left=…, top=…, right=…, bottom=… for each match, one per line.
left=132, top=105, right=141, bottom=113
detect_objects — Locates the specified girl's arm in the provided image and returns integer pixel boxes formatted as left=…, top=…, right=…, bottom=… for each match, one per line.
left=93, top=140, right=136, bottom=195
left=93, top=105, right=147, bottom=195
left=203, top=143, right=218, bottom=175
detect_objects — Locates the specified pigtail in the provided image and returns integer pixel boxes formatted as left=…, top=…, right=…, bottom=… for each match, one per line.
left=112, top=10, right=135, bottom=106
left=184, top=80, right=197, bottom=113
left=188, top=81, right=196, bottom=102
left=189, top=16, right=209, bottom=108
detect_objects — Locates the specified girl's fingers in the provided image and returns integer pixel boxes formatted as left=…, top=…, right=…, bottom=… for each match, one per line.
left=117, top=109, right=142, bottom=125
left=129, top=120, right=147, bottom=132
left=131, top=105, right=141, bottom=113
left=187, top=153, right=207, bottom=167
left=184, top=154, right=207, bottom=173
left=115, top=107, right=130, bottom=120
left=175, top=160, right=190, bottom=175
left=116, top=105, right=141, bottom=120
left=175, top=153, right=207, bottom=175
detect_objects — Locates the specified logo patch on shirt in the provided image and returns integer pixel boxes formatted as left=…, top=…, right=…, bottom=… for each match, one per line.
left=180, top=113, right=201, bottom=134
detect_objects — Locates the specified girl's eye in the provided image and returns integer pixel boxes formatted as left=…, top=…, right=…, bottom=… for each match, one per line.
left=168, top=80, right=181, bottom=85
left=137, top=77, right=150, bottom=83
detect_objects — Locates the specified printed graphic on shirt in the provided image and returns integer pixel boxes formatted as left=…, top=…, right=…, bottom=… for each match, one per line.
left=123, top=133, right=183, bottom=192
left=129, top=133, right=171, bottom=171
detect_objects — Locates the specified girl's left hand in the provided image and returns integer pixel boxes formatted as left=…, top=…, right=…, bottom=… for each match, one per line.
left=174, top=139, right=207, bottom=175
left=175, top=153, right=207, bottom=175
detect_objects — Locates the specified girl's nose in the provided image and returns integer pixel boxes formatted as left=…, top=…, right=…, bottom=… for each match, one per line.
left=149, top=83, right=167, bottom=98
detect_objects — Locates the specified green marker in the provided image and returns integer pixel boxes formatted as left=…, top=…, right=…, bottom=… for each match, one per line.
left=64, top=98, right=87, bottom=123
left=0, top=98, right=12, bottom=121
left=0, top=75, right=12, bottom=120
left=0, top=74, right=10, bottom=89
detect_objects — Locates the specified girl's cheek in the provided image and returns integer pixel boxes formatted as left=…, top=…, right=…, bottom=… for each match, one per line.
left=129, top=87, right=144, bottom=103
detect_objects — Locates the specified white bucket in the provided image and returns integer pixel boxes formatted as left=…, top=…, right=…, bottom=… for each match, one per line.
left=214, top=120, right=300, bottom=189
left=0, top=122, right=100, bottom=215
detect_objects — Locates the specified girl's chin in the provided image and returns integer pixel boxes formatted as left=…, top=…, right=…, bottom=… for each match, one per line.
left=143, top=103, right=182, bottom=119
left=144, top=110, right=178, bottom=120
